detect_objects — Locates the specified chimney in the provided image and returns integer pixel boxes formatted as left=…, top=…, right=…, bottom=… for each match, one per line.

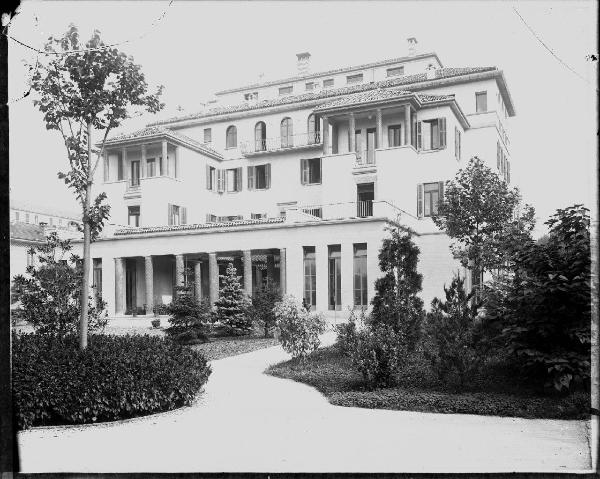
left=296, top=52, right=311, bottom=76
left=407, top=37, right=418, bottom=57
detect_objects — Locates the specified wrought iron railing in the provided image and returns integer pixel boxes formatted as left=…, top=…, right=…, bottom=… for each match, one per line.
left=356, top=200, right=373, bottom=218
left=241, top=131, right=322, bottom=154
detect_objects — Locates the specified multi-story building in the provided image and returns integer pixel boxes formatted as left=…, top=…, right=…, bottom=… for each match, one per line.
left=89, top=38, right=515, bottom=317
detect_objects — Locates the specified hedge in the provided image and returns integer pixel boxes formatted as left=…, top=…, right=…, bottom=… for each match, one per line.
left=13, top=333, right=212, bottom=429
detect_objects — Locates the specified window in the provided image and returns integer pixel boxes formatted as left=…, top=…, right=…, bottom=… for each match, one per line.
left=323, top=78, right=334, bottom=88
left=386, top=66, right=405, bottom=77
left=226, top=125, right=237, bottom=148
left=49, top=217, right=53, bottom=226
left=117, top=153, right=124, bottom=181
left=217, top=215, right=243, bottom=222
left=92, top=258, right=102, bottom=300
left=278, top=85, right=293, bottom=96
left=328, top=245, right=341, bottom=311
left=302, top=207, right=322, bottom=218
left=251, top=213, right=267, bottom=220
left=128, top=206, right=140, bottom=227
left=168, top=204, right=187, bottom=226
left=34, top=215, right=38, bottom=224
left=475, top=91, right=487, bottom=113
left=206, top=214, right=217, bottom=223
left=346, top=73, right=363, bottom=85
left=206, top=165, right=216, bottom=190
left=300, top=158, right=322, bottom=185
left=27, top=250, right=35, bottom=267
left=25, top=213, right=29, bottom=223
left=15, top=211, right=19, bottom=221
left=455, top=127, right=461, bottom=161
left=388, top=125, right=402, bottom=147
left=353, top=243, right=368, bottom=307
left=255, top=121, right=266, bottom=151
left=147, top=158, right=156, bottom=177
left=305, top=82, right=315, bottom=91
left=103, top=155, right=109, bottom=182
left=203, top=128, right=212, bottom=144
left=303, top=246, right=316, bottom=308
left=416, top=118, right=446, bottom=151
left=226, top=167, right=243, bottom=192
left=280, top=117, right=293, bottom=148
left=247, top=164, right=271, bottom=190
left=417, top=182, right=444, bottom=217
left=244, top=92, right=258, bottom=101
left=58, top=218, right=62, bottom=226
left=307, top=114, right=320, bottom=144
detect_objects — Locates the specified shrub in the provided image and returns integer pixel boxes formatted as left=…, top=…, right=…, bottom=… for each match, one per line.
left=12, top=332, right=212, bottom=430
left=175, top=329, right=208, bottom=345
left=214, top=263, right=252, bottom=335
left=334, top=308, right=367, bottom=356
left=423, top=275, right=482, bottom=388
left=165, top=285, right=211, bottom=339
left=249, top=281, right=282, bottom=338
left=11, top=232, right=108, bottom=336
left=273, top=295, right=326, bottom=361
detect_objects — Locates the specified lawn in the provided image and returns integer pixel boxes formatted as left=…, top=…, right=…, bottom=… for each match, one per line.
left=191, top=335, right=279, bottom=361
left=265, top=346, right=590, bottom=420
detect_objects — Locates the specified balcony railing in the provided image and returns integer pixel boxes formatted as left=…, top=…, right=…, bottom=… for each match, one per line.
left=356, top=200, right=373, bottom=218
left=355, top=149, right=376, bottom=166
left=240, top=132, right=322, bottom=155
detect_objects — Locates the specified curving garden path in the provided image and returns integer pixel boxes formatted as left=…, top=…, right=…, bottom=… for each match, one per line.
left=18, top=332, right=591, bottom=473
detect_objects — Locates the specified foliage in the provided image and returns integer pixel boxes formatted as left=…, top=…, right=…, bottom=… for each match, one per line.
left=165, top=285, right=211, bottom=339
left=214, top=263, right=252, bottom=335
left=482, top=205, right=591, bottom=392
left=249, top=280, right=282, bottom=338
left=273, top=295, right=326, bottom=361
left=370, top=224, right=424, bottom=351
left=13, top=332, right=211, bottom=430
left=11, top=232, right=107, bottom=336
left=432, top=157, right=535, bottom=276
left=334, top=308, right=367, bottom=356
left=423, top=275, right=482, bottom=388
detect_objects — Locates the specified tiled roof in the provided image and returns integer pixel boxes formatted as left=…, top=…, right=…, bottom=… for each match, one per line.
left=149, top=67, right=497, bottom=126
left=105, top=126, right=223, bottom=159
left=10, top=222, right=46, bottom=243
left=113, top=217, right=286, bottom=236
left=314, top=88, right=454, bottom=111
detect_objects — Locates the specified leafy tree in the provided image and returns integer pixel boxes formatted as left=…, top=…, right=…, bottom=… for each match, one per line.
left=11, top=232, right=107, bottom=336
left=28, top=25, right=163, bottom=349
left=482, top=205, right=591, bottom=392
left=433, top=157, right=534, bottom=282
left=214, top=263, right=252, bottom=335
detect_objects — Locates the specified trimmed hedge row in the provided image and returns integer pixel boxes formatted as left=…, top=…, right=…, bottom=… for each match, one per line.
left=13, top=333, right=211, bottom=430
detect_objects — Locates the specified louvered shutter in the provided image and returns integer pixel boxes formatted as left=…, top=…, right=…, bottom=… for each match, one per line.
left=236, top=167, right=242, bottom=191
left=247, top=166, right=255, bottom=190
left=168, top=204, right=173, bottom=226
left=218, top=170, right=225, bottom=192
left=265, top=163, right=271, bottom=189
left=224, top=169, right=229, bottom=192
left=417, top=184, right=423, bottom=217
left=300, top=159, right=308, bottom=184
left=439, top=118, right=446, bottom=149
left=416, top=122, right=422, bottom=150
left=181, top=207, right=187, bottom=225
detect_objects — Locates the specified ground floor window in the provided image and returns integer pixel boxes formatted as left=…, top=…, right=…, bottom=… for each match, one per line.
left=93, top=258, right=102, bottom=304
left=303, top=246, right=316, bottom=308
left=328, top=245, right=341, bottom=311
left=353, top=243, right=368, bottom=307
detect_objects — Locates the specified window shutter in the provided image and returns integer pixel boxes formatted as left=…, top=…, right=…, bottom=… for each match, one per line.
left=265, top=163, right=271, bottom=189
left=439, top=118, right=446, bottom=149
left=236, top=167, right=242, bottom=191
left=300, top=159, right=308, bottom=184
left=168, top=204, right=173, bottom=226
left=417, top=184, right=423, bottom=217
left=224, top=169, right=229, bottom=192
left=206, top=165, right=211, bottom=190
left=247, top=166, right=255, bottom=190
left=217, top=169, right=225, bottom=192
left=181, top=207, right=187, bottom=225
left=458, top=130, right=461, bottom=160
left=416, top=122, right=422, bottom=150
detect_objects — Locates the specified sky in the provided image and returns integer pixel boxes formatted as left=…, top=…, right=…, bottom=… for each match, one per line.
left=7, top=0, right=599, bottom=237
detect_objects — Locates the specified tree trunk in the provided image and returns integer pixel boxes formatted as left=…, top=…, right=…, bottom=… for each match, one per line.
left=79, top=121, right=92, bottom=350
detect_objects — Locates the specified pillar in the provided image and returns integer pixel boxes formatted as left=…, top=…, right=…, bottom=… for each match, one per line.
left=209, top=253, right=218, bottom=305
left=243, top=250, right=252, bottom=296
left=266, top=253, right=275, bottom=285
left=175, top=254, right=184, bottom=288
left=279, top=248, right=287, bottom=295
left=141, top=144, right=147, bottom=178
left=114, top=257, right=125, bottom=316
left=322, top=116, right=329, bottom=155
left=348, top=112, right=356, bottom=152
left=376, top=108, right=383, bottom=149
left=404, top=105, right=412, bottom=146
left=121, top=148, right=128, bottom=183
left=144, top=256, right=154, bottom=315
left=162, top=140, right=168, bottom=176
left=194, top=261, right=202, bottom=302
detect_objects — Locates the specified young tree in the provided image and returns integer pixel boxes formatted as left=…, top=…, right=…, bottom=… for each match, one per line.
left=432, top=157, right=534, bottom=284
left=214, top=263, right=252, bottom=335
left=28, top=25, right=163, bottom=349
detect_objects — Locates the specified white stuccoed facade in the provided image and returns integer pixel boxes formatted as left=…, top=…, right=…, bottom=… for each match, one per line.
left=85, top=40, right=515, bottom=318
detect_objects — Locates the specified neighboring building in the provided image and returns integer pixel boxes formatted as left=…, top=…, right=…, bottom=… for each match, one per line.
left=10, top=222, right=46, bottom=284
left=10, top=200, right=82, bottom=231
left=89, top=38, right=515, bottom=317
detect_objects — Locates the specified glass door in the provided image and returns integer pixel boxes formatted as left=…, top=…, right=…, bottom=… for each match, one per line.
left=328, top=245, right=341, bottom=311
left=366, top=128, right=376, bottom=164
left=130, top=160, right=140, bottom=187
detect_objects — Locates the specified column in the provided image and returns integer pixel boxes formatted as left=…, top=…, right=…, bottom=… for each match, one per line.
left=404, top=105, right=412, bottom=146
left=376, top=108, right=383, bottom=149
left=144, top=256, right=154, bottom=315
left=175, top=254, right=184, bottom=288
left=348, top=112, right=356, bottom=152
left=162, top=140, right=168, bottom=176
left=322, top=116, right=329, bottom=155
left=114, top=257, right=125, bottom=316
left=194, top=261, right=202, bottom=302
left=208, top=253, right=218, bottom=305
left=243, top=250, right=252, bottom=296
left=341, top=244, right=354, bottom=311
left=279, top=248, right=287, bottom=295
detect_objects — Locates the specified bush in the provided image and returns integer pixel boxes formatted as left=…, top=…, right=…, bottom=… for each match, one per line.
left=334, top=308, right=367, bottom=356
left=273, top=295, right=326, bottom=361
left=249, top=281, right=282, bottom=337
left=175, top=329, right=209, bottom=345
left=423, top=275, right=481, bottom=388
left=214, top=263, right=253, bottom=335
left=165, top=285, right=211, bottom=340
left=12, top=332, right=212, bottom=430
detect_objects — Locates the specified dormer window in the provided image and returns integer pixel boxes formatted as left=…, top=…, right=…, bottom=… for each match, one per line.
left=346, top=73, right=363, bottom=85
left=279, top=85, right=293, bottom=96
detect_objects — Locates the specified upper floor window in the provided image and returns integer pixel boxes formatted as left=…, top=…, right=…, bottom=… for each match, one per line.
left=417, top=182, right=444, bottom=217
left=34, top=215, right=38, bottom=224
left=280, top=117, right=293, bottom=148
left=388, top=125, right=402, bottom=147
left=386, top=66, right=404, bottom=77
left=416, top=118, right=446, bottom=151
left=14, top=211, right=19, bottom=221
left=255, top=121, right=267, bottom=152
left=301, top=158, right=322, bottom=185
left=247, top=164, right=271, bottom=190
left=475, top=91, right=487, bottom=113
left=455, top=127, right=462, bottom=161
left=226, top=167, right=243, bottom=192
left=168, top=203, right=187, bottom=226
left=203, top=128, right=212, bottom=144
left=279, top=85, right=293, bottom=96
left=323, top=78, right=334, bottom=88
left=251, top=213, right=267, bottom=220
left=346, top=73, right=363, bottom=85
left=128, top=205, right=140, bottom=227
left=147, top=158, right=156, bottom=177
left=206, top=165, right=216, bottom=191
left=25, top=213, right=29, bottom=223
left=305, top=82, right=315, bottom=91
left=117, top=153, right=124, bottom=181
left=103, top=156, right=109, bottom=182
left=307, top=114, right=321, bottom=144
left=226, top=125, right=237, bottom=148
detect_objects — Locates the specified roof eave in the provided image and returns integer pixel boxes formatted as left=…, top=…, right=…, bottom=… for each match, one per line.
left=103, top=133, right=223, bottom=160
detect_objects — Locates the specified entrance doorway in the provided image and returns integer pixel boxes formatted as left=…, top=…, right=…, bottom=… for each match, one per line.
left=130, top=160, right=140, bottom=187
left=366, top=128, right=376, bottom=164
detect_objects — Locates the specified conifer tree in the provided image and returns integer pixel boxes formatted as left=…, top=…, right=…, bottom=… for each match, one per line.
left=214, top=263, right=252, bottom=335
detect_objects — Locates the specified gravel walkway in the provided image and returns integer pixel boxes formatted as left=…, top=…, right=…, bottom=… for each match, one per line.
left=17, top=332, right=591, bottom=473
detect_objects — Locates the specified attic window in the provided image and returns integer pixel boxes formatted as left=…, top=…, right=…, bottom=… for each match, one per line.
left=346, top=73, right=363, bottom=85
left=323, top=78, right=334, bottom=88
left=386, top=66, right=404, bottom=77
left=279, top=85, right=293, bottom=96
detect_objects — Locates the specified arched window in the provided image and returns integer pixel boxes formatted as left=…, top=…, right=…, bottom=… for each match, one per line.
left=255, top=121, right=266, bottom=151
left=280, top=117, right=293, bottom=148
left=307, top=114, right=321, bottom=144
left=226, top=125, right=237, bottom=148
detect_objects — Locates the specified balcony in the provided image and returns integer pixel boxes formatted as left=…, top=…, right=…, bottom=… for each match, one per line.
left=284, top=200, right=412, bottom=224
left=240, top=132, right=322, bottom=157
left=124, top=179, right=141, bottom=199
